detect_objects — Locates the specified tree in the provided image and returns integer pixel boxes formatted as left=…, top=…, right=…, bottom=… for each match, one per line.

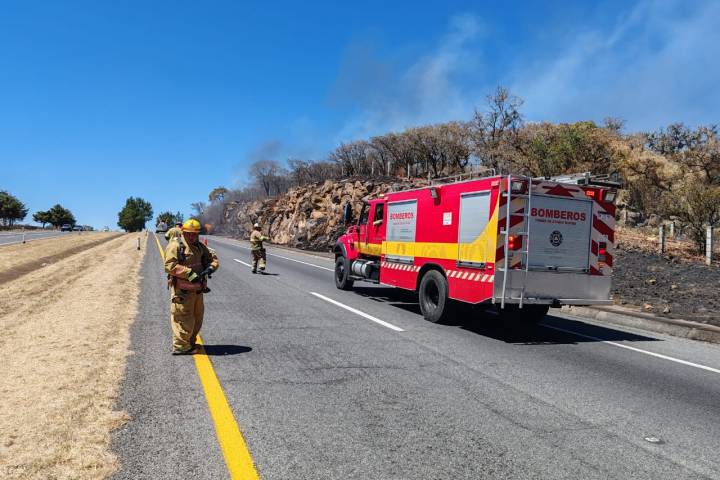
left=190, top=201, right=207, bottom=217
left=47, top=204, right=76, bottom=228
left=470, top=86, right=524, bottom=173
left=156, top=211, right=176, bottom=227
left=208, top=187, right=229, bottom=203
left=249, top=160, right=280, bottom=196
left=117, top=197, right=153, bottom=232
left=0, top=191, right=29, bottom=226
left=33, top=210, right=52, bottom=228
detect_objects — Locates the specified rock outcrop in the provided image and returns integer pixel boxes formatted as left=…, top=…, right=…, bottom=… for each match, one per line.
left=222, top=177, right=423, bottom=251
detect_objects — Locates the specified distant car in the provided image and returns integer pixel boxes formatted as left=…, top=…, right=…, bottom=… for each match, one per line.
left=72, top=225, right=83, bottom=231
left=155, top=221, right=168, bottom=233
left=60, top=224, right=72, bottom=232
left=102, top=226, right=110, bottom=232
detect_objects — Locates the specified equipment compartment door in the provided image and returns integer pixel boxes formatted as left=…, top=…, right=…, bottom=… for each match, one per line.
left=385, top=200, right=417, bottom=263
left=457, top=191, right=492, bottom=267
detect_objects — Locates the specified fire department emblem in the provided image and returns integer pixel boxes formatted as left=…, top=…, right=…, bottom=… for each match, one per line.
left=549, top=230, right=563, bottom=247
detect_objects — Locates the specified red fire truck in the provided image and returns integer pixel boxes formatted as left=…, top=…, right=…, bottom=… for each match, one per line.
left=333, top=173, right=618, bottom=323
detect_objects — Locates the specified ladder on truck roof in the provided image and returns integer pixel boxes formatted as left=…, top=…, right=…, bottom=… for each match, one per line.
left=499, top=174, right=533, bottom=309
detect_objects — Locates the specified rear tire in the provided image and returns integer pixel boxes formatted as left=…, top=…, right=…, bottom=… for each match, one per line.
left=335, top=257, right=354, bottom=290
left=418, top=270, right=450, bottom=323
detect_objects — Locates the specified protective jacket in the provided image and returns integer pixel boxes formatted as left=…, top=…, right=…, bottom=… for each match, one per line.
left=165, top=236, right=219, bottom=292
left=250, top=230, right=268, bottom=251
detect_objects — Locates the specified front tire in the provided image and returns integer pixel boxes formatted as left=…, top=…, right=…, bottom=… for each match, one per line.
left=418, top=270, right=450, bottom=323
left=335, top=256, right=354, bottom=290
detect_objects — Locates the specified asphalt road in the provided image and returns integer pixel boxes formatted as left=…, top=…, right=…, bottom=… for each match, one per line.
left=0, top=230, right=70, bottom=245
left=112, top=235, right=720, bottom=479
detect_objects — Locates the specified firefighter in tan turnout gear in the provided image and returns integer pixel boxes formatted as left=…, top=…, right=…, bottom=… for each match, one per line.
left=250, top=223, right=268, bottom=274
left=164, top=219, right=219, bottom=355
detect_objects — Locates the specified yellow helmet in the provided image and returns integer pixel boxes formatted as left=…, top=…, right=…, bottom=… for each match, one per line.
left=182, top=219, right=202, bottom=233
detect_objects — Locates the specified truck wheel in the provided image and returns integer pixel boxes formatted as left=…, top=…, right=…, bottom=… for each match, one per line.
left=418, top=270, right=449, bottom=323
left=335, top=257, right=354, bottom=290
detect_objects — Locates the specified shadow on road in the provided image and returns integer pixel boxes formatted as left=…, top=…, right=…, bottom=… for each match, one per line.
left=351, top=286, right=659, bottom=346
left=201, top=345, right=253, bottom=356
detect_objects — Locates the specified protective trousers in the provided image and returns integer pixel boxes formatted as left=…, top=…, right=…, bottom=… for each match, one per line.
left=170, top=290, right=204, bottom=351
left=252, top=248, right=266, bottom=272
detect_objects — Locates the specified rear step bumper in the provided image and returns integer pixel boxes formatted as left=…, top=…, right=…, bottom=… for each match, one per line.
left=494, top=270, right=612, bottom=306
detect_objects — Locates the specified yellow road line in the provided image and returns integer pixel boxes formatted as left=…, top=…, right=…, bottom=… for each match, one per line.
left=152, top=233, right=260, bottom=479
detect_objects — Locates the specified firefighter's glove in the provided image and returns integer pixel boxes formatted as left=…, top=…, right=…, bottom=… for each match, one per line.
left=188, top=271, right=200, bottom=283
left=199, top=266, right=214, bottom=279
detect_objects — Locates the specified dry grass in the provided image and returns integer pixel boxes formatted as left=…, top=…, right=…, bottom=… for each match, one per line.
left=0, top=232, right=146, bottom=479
left=0, top=233, right=121, bottom=284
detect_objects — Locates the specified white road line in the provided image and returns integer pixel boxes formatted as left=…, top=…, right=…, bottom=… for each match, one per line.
left=542, top=324, right=720, bottom=375
left=233, top=258, right=253, bottom=268
left=310, top=292, right=405, bottom=332
left=265, top=252, right=334, bottom=272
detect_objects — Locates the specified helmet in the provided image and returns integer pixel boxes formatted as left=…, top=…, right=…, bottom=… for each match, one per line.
left=182, top=219, right=202, bottom=233
left=253, top=223, right=260, bottom=229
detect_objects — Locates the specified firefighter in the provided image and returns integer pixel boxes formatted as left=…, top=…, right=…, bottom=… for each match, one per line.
left=164, top=221, right=183, bottom=241
left=164, top=218, right=219, bottom=355
left=250, top=222, right=268, bottom=274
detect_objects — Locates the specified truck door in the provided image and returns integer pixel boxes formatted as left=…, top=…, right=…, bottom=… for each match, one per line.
left=367, top=200, right=386, bottom=253
left=356, top=203, right=369, bottom=254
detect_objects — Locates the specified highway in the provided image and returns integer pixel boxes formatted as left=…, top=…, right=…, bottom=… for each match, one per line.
left=111, top=235, right=720, bottom=479
left=0, top=230, right=70, bottom=245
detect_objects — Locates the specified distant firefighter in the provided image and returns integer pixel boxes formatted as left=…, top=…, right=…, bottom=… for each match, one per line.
left=250, top=222, right=268, bottom=274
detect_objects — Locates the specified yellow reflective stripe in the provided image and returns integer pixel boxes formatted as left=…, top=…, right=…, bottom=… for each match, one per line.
left=353, top=242, right=382, bottom=256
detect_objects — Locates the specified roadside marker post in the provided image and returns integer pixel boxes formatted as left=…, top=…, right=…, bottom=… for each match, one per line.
left=658, top=224, right=665, bottom=256
left=137, top=237, right=141, bottom=251
left=707, top=226, right=714, bottom=266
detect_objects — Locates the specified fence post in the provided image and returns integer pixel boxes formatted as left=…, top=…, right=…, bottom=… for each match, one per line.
left=707, top=226, right=714, bottom=266
left=658, top=224, right=665, bottom=256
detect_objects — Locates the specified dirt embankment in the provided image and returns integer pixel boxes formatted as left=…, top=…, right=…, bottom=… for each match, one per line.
left=0, top=233, right=145, bottom=479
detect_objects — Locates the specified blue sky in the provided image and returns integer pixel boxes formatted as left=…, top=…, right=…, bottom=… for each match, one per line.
left=2, top=0, right=718, bottom=229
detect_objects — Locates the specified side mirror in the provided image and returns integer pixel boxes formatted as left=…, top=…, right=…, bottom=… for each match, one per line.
left=343, top=204, right=354, bottom=225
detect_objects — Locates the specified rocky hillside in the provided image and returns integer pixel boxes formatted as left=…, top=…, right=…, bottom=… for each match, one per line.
left=222, top=177, right=423, bottom=251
